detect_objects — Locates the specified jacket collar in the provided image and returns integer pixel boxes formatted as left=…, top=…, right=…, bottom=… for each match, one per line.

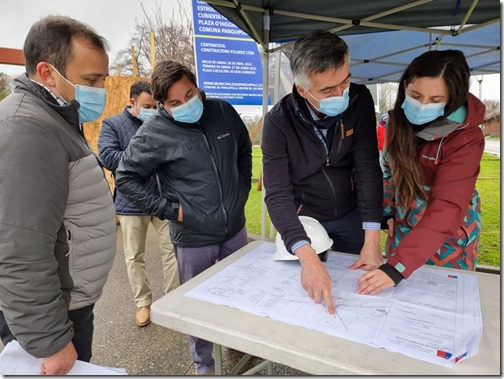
left=123, top=105, right=143, bottom=125
left=415, top=92, right=485, bottom=141
left=290, top=84, right=358, bottom=129
left=415, top=118, right=461, bottom=141
left=14, top=74, right=81, bottom=127
left=158, top=90, right=207, bottom=127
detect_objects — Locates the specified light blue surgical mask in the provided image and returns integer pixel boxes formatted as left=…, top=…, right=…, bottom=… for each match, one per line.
left=138, top=108, right=157, bottom=122
left=50, top=64, right=106, bottom=123
left=308, top=88, right=350, bottom=117
left=401, top=94, right=446, bottom=125
left=167, top=94, right=203, bottom=123
left=74, top=85, right=107, bottom=123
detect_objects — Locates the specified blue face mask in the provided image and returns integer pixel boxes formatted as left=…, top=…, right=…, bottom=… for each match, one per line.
left=137, top=108, right=157, bottom=122
left=50, top=64, right=106, bottom=123
left=167, top=94, right=203, bottom=123
left=401, top=94, right=446, bottom=125
left=74, top=85, right=107, bottom=123
left=308, top=87, right=350, bottom=117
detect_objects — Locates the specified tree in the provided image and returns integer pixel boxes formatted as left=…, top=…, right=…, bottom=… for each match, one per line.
left=0, top=72, right=12, bottom=101
left=110, top=1, right=195, bottom=77
left=378, top=82, right=399, bottom=115
left=483, top=99, right=499, bottom=118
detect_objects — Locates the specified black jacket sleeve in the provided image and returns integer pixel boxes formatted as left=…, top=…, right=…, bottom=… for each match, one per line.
left=115, top=123, right=179, bottom=220
left=262, top=112, right=310, bottom=252
left=98, top=118, right=123, bottom=173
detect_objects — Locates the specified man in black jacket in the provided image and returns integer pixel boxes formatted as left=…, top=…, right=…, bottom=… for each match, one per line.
left=262, top=31, right=384, bottom=315
left=115, top=60, right=252, bottom=375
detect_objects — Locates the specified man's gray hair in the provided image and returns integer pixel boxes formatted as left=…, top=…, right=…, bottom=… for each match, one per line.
left=290, top=30, right=349, bottom=91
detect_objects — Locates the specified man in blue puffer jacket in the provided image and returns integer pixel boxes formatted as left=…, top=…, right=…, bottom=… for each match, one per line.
left=98, top=81, right=179, bottom=328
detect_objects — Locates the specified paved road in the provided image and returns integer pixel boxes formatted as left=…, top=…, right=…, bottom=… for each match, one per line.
left=484, top=138, right=500, bottom=156
left=95, top=226, right=307, bottom=375
left=1, top=226, right=305, bottom=375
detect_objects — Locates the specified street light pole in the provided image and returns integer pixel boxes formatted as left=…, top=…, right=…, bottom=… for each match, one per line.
left=476, top=75, right=483, bottom=99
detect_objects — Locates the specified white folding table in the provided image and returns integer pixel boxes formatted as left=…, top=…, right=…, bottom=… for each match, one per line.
left=151, top=241, right=501, bottom=375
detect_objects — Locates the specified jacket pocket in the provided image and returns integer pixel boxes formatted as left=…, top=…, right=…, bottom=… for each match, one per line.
left=175, top=195, right=222, bottom=233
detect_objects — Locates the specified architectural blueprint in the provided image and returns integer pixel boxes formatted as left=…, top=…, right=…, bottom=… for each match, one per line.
left=186, top=242, right=482, bottom=367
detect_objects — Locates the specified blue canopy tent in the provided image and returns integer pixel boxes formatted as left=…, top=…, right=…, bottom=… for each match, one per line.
left=342, top=22, right=500, bottom=84
left=202, top=0, right=501, bottom=238
left=203, top=0, right=500, bottom=83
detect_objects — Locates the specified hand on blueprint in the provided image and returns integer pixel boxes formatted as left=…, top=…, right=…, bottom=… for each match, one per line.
left=355, top=269, right=394, bottom=295
left=295, top=244, right=335, bottom=315
left=348, top=229, right=383, bottom=271
left=39, top=341, right=77, bottom=375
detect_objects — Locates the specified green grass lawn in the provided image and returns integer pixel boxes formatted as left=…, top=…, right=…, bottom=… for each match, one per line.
left=476, top=154, right=500, bottom=266
left=245, top=148, right=500, bottom=268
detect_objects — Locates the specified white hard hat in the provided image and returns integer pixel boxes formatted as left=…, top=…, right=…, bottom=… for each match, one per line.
left=273, top=216, right=333, bottom=261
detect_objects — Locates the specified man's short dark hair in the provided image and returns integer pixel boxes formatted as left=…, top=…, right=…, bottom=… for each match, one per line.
left=24, top=15, right=108, bottom=76
left=130, top=80, right=152, bottom=100
left=151, top=60, right=197, bottom=102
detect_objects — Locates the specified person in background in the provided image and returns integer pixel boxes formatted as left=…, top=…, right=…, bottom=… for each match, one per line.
left=0, top=16, right=116, bottom=375
left=357, top=50, right=485, bottom=295
left=115, top=60, right=252, bottom=375
left=377, top=113, right=388, bottom=152
left=98, top=80, right=179, bottom=328
left=262, top=30, right=384, bottom=315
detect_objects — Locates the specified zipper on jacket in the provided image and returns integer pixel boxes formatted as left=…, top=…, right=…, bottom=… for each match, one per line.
left=321, top=168, right=338, bottom=218
left=297, top=110, right=332, bottom=166
left=201, top=130, right=228, bottom=234
left=434, top=137, right=445, bottom=165
left=297, top=110, right=341, bottom=217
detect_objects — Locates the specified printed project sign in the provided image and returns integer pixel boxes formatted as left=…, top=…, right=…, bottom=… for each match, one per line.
left=192, top=0, right=266, bottom=105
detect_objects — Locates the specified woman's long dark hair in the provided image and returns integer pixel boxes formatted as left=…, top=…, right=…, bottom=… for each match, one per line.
left=386, top=50, right=470, bottom=211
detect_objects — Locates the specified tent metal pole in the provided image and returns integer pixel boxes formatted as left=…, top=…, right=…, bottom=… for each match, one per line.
left=455, top=0, right=479, bottom=35
left=271, top=8, right=452, bottom=35
left=273, top=49, right=281, bottom=105
left=260, top=11, right=270, bottom=241
left=329, top=0, right=433, bottom=34
left=458, top=18, right=500, bottom=34
left=207, top=0, right=453, bottom=36
left=231, top=0, right=266, bottom=52
left=268, top=49, right=282, bottom=241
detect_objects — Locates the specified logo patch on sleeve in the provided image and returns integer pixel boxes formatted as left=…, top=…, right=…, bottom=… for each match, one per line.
left=394, top=262, right=406, bottom=273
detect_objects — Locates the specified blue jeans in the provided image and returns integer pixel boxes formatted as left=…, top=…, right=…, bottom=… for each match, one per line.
left=174, top=227, right=248, bottom=374
left=319, top=207, right=364, bottom=254
left=0, top=303, right=95, bottom=362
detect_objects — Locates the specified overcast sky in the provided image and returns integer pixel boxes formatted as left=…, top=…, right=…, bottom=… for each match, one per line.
left=0, top=0, right=190, bottom=75
left=0, top=0, right=499, bottom=101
